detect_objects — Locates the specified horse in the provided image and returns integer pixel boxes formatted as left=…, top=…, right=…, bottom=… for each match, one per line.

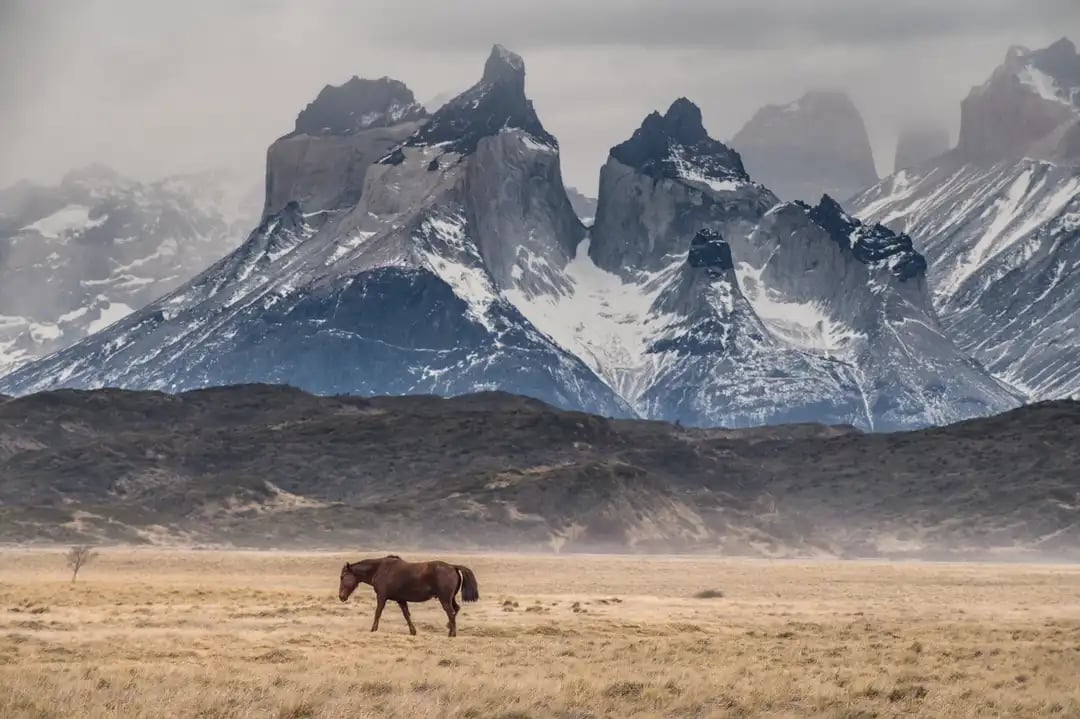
left=338, top=555, right=479, bottom=637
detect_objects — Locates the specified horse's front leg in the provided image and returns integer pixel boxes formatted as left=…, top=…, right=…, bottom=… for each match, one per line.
left=371, top=595, right=387, bottom=632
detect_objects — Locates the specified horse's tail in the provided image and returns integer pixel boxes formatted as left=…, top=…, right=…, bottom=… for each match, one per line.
left=455, top=565, right=479, bottom=602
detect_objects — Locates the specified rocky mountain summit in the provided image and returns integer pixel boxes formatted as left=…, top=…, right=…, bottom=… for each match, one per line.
left=262, top=77, right=428, bottom=220
left=731, top=90, right=879, bottom=203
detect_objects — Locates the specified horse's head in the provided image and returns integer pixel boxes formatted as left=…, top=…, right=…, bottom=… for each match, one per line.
left=339, top=562, right=360, bottom=602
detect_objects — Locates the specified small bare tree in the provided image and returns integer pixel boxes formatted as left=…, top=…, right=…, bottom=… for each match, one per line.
left=65, top=545, right=97, bottom=583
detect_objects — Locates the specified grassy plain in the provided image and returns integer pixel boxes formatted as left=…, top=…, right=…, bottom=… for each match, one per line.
left=1, top=548, right=1078, bottom=718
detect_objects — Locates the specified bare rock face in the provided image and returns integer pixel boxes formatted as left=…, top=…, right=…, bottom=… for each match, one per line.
left=731, top=90, right=879, bottom=204
left=262, top=77, right=427, bottom=219
left=588, top=98, right=765, bottom=277
left=292, top=76, right=425, bottom=137
left=406, top=45, right=555, bottom=156
left=894, top=124, right=951, bottom=171
left=957, top=38, right=1080, bottom=164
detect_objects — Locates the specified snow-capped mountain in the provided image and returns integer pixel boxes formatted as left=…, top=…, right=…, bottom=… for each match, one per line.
left=0, top=165, right=258, bottom=376
left=852, top=38, right=1080, bottom=400
left=731, top=90, right=879, bottom=204
left=509, top=99, right=1017, bottom=429
left=0, top=46, right=629, bottom=418
left=0, top=45, right=1021, bottom=430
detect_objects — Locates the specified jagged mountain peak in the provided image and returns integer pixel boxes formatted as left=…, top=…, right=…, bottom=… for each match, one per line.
left=405, top=43, right=555, bottom=155
left=609, top=98, right=747, bottom=185
left=737, top=89, right=863, bottom=131
left=290, top=76, right=426, bottom=138
left=653, top=97, right=709, bottom=144
left=800, top=195, right=927, bottom=281
left=854, top=39, right=1080, bottom=402
left=483, top=44, right=526, bottom=88
left=1030, top=36, right=1078, bottom=67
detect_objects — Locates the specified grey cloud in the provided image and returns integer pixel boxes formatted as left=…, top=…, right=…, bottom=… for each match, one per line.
left=1, top=1, right=1076, bottom=194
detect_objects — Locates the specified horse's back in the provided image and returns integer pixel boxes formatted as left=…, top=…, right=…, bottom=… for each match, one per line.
left=374, top=558, right=452, bottom=602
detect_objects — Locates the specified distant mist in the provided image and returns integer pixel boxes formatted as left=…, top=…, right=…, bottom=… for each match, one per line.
left=2, top=0, right=1078, bottom=193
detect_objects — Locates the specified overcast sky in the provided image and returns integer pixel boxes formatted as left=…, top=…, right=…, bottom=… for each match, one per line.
left=2, top=0, right=1077, bottom=195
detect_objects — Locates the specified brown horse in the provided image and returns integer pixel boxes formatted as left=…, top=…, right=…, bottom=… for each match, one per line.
left=338, top=555, right=479, bottom=637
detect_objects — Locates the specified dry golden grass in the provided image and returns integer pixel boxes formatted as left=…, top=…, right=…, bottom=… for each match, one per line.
left=1, top=549, right=1079, bottom=718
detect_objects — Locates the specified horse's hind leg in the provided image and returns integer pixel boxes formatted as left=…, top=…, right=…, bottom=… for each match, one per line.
left=397, top=600, right=417, bottom=636
left=371, top=595, right=386, bottom=632
left=439, top=597, right=457, bottom=637
left=452, top=598, right=461, bottom=616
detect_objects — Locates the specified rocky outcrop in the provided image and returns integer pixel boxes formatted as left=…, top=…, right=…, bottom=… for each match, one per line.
left=262, top=77, right=427, bottom=219
left=405, top=45, right=555, bottom=156
left=730, top=197, right=1017, bottom=431
left=894, top=124, right=951, bottom=171
left=854, top=157, right=1080, bottom=400
left=589, top=99, right=767, bottom=276
left=292, top=76, right=425, bottom=137
left=731, top=90, right=879, bottom=203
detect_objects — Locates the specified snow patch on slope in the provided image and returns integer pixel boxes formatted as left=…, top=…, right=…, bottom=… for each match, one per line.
left=1018, top=65, right=1076, bottom=107
left=736, top=262, right=863, bottom=355
left=506, top=239, right=681, bottom=405
left=416, top=213, right=499, bottom=332
left=939, top=169, right=1080, bottom=298
left=87, top=301, right=134, bottom=334
left=20, top=205, right=107, bottom=239
left=668, top=148, right=745, bottom=192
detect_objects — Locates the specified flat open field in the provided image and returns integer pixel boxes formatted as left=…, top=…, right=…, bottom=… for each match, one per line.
left=1, top=550, right=1079, bottom=718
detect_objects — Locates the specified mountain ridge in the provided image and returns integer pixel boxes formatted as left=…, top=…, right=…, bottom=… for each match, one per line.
left=0, top=384, right=1076, bottom=558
